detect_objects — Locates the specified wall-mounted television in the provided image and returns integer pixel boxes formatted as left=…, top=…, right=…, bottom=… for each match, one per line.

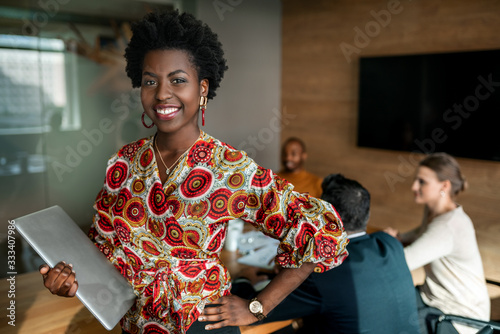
left=357, top=49, right=500, bottom=162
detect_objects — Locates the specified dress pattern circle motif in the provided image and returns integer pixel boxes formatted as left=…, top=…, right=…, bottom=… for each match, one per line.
left=147, top=182, right=167, bottom=217
left=226, top=172, right=245, bottom=190
left=124, top=198, right=147, bottom=227
left=134, top=146, right=155, bottom=177
left=208, top=188, right=231, bottom=220
left=228, top=190, right=248, bottom=218
left=106, top=160, right=128, bottom=190
left=191, top=144, right=212, bottom=164
left=251, top=166, right=273, bottom=188
left=179, top=167, right=214, bottom=201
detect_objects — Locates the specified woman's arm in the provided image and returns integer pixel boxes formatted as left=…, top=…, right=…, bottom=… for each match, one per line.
left=404, top=217, right=453, bottom=271
left=398, top=226, right=420, bottom=246
left=199, top=161, right=348, bottom=330
left=200, top=262, right=316, bottom=329
left=385, top=207, right=429, bottom=246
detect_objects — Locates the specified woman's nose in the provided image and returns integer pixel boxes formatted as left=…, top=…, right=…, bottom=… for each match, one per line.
left=155, top=82, right=172, bottom=101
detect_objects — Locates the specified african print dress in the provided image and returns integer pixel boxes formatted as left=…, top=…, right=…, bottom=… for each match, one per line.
left=88, top=131, right=348, bottom=334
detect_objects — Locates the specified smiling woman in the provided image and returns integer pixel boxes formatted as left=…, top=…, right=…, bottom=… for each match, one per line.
left=385, top=152, right=490, bottom=334
left=37, top=10, right=349, bottom=334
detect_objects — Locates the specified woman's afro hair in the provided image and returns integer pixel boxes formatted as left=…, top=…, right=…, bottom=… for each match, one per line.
left=124, top=10, right=228, bottom=100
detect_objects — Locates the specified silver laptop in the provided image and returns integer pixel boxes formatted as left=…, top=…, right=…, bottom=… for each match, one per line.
left=15, top=205, right=136, bottom=330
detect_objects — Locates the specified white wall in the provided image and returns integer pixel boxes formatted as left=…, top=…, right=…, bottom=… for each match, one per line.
left=196, top=0, right=282, bottom=171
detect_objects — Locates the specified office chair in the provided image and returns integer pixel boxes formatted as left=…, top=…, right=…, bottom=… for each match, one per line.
left=434, top=314, right=500, bottom=334
left=487, top=279, right=500, bottom=287
left=487, top=279, right=500, bottom=322
left=434, top=279, right=500, bottom=334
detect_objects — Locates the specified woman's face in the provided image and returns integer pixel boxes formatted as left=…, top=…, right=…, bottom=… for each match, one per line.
left=141, top=49, right=208, bottom=134
left=411, top=166, right=446, bottom=205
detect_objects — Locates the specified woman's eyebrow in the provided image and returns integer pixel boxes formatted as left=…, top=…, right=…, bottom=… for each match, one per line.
left=142, top=69, right=189, bottom=77
left=168, top=69, right=188, bottom=77
left=142, top=71, right=157, bottom=77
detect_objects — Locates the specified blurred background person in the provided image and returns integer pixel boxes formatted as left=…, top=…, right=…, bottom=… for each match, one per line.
left=385, top=152, right=490, bottom=334
left=277, top=137, right=322, bottom=198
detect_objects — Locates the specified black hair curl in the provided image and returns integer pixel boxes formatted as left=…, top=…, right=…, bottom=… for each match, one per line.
left=124, top=10, right=228, bottom=100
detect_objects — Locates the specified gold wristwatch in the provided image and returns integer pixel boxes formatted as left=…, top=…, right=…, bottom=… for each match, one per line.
left=249, top=297, right=266, bottom=321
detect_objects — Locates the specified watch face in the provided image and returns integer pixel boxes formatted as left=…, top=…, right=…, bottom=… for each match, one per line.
left=249, top=300, right=263, bottom=313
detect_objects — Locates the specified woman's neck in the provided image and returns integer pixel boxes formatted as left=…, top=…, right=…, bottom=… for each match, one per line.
left=426, top=199, right=457, bottom=221
left=155, top=127, right=201, bottom=153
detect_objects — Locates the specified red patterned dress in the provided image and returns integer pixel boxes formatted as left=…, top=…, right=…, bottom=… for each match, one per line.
left=88, top=131, right=348, bottom=334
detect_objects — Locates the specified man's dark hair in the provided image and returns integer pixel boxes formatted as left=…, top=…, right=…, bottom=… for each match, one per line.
left=124, top=10, right=228, bottom=100
left=321, top=174, right=370, bottom=233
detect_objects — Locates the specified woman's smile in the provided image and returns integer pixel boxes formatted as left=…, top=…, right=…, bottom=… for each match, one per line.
left=154, top=104, right=181, bottom=120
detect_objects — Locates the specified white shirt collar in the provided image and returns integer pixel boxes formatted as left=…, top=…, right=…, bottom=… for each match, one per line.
left=347, top=231, right=366, bottom=239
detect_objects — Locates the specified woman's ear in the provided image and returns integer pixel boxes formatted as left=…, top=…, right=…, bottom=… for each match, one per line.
left=441, top=180, right=452, bottom=194
left=200, top=79, right=209, bottom=97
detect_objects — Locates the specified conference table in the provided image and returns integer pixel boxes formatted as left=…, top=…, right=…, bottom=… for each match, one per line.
left=0, top=249, right=293, bottom=334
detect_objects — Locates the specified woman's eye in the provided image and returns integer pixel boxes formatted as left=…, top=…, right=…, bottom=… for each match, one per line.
left=172, top=78, right=186, bottom=84
left=143, top=80, right=156, bottom=86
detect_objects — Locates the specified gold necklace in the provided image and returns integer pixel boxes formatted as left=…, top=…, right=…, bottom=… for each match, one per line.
left=154, top=132, right=200, bottom=176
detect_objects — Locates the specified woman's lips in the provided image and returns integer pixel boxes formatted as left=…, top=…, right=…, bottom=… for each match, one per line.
left=154, top=105, right=181, bottom=120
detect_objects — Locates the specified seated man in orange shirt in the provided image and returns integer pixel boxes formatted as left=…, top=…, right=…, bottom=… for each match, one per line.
left=277, top=137, right=323, bottom=198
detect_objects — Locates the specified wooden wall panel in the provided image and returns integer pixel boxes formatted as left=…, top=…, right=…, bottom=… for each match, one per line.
left=281, top=0, right=500, bottom=290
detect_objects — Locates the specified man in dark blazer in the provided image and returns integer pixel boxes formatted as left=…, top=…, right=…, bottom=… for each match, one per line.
left=232, top=174, right=420, bottom=334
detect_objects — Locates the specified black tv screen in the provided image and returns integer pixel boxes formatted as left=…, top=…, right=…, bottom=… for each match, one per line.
left=357, top=49, right=500, bottom=162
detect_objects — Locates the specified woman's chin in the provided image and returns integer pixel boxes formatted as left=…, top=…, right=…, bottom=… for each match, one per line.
left=414, top=197, right=424, bottom=205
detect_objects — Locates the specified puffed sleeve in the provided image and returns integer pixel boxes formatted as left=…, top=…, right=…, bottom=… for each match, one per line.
left=88, top=187, right=124, bottom=270
left=243, top=165, right=349, bottom=273
left=87, top=151, right=134, bottom=281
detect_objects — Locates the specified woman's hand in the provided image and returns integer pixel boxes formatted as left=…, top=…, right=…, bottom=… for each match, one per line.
left=200, top=262, right=316, bottom=330
left=39, top=261, right=78, bottom=297
left=384, top=227, right=399, bottom=239
left=199, top=295, right=257, bottom=330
